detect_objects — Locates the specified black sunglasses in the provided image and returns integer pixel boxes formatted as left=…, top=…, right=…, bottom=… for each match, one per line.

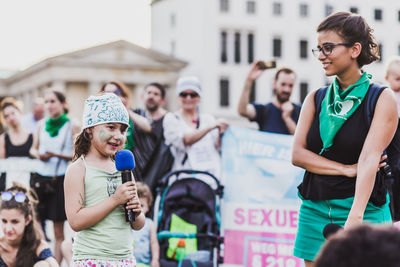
left=179, top=92, right=199, bottom=98
left=113, top=88, right=124, bottom=96
left=1, top=191, right=27, bottom=203
left=312, top=42, right=353, bottom=57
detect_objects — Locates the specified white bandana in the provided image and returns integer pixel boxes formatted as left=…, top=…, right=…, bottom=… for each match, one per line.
left=82, top=93, right=129, bottom=130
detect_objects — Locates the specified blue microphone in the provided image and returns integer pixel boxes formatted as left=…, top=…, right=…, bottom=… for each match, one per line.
left=115, top=150, right=136, bottom=222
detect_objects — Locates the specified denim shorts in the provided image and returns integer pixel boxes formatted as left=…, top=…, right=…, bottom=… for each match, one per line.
left=293, top=193, right=392, bottom=261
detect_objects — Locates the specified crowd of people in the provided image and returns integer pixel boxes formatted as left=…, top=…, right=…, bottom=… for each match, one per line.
left=0, top=10, right=400, bottom=267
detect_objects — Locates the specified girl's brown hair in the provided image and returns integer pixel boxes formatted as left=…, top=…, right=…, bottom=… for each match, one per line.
left=73, top=130, right=91, bottom=161
left=317, top=11, right=380, bottom=68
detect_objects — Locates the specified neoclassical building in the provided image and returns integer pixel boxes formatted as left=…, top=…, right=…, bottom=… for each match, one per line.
left=0, top=40, right=187, bottom=122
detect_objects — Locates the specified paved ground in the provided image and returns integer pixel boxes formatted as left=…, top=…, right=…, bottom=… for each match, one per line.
left=46, top=220, right=74, bottom=267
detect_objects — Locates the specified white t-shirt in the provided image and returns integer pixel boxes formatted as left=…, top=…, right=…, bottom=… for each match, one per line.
left=163, top=112, right=221, bottom=187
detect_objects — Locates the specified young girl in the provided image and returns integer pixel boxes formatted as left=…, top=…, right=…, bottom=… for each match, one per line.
left=292, top=12, right=397, bottom=266
left=0, top=183, right=58, bottom=266
left=64, top=93, right=145, bottom=266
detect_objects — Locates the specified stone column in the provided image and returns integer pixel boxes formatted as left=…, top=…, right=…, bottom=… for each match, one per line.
left=88, top=81, right=101, bottom=95
left=51, top=80, right=66, bottom=93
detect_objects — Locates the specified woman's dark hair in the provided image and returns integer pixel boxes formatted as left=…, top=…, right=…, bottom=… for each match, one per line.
left=145, top=82, right=166, bottom=99
left=317, top=11, right=380, bottom=67
left=73, top=130, right=91, bottom=161
left=0, top=183, right=42, bottom=267
left=48, top=89, right=69, bottom=114
left=315, top=224, right=400, bottom=267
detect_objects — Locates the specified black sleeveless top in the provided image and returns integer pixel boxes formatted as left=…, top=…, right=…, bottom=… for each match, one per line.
left=4, top=133, right=33, bottom=158
left=297, top=88, right=387, bottom=206
left=0, top=247, right=53, bottom=266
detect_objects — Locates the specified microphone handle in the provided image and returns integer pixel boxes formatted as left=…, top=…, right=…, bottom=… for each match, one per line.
left=121, top=170, right=136, bottom=222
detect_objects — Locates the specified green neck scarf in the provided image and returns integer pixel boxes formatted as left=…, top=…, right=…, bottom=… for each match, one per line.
left=45, top=113, right=69, bottom=137
left=319, top=72, right=371, bottom=154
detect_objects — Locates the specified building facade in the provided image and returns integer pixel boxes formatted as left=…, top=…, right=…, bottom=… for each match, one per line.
left=0, top=40, right=187, bottom=123
left=151, top=0, right=400, bottom=125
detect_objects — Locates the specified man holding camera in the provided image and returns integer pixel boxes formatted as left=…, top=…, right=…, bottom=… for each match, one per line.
left=238, top=60, right=301, bottom=135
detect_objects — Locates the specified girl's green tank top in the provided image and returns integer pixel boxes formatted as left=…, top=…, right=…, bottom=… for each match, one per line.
left=72, top=157, right=133, bottom=260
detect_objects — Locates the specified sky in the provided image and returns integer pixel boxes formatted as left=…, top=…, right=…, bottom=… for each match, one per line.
left=0, top=0, right=151, bottom=71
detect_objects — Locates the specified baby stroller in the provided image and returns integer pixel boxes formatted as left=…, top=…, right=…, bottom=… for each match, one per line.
left=153, top=169, right=224, bottom=267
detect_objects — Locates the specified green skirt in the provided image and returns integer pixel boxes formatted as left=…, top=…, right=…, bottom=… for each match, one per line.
left=293, top=193, right=392, bottom=261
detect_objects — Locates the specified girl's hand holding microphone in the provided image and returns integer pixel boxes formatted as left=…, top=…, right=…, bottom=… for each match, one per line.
left=112, top=181, right=143, bottom=220
left=125, top=180, right=143, bottom=215
left=112, top=181, right=136, bottom=206
left=126, top=194, right=143, bottom=215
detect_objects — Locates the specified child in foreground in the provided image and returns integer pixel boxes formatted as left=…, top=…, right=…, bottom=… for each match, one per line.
left=64, top=93, right=145, bottom=266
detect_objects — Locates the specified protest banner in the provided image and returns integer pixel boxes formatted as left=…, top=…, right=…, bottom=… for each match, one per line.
left=221, top=127, right=304, bottom=267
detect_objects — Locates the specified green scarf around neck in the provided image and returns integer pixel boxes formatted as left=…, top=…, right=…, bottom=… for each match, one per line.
left=319, top=72, right=371, bottom=154
left=45, top=113, right=69, bottom=137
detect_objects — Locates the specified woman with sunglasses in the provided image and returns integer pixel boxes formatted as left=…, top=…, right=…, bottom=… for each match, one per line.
left=0, top=97, right=33, bottom=190
left=100, top=81, right=152, bottom=152
left=0, top=183, right=58, bottom=266
left=292, top=12, right=398, bottom=266
left=163, top=76, right=229, bottom=183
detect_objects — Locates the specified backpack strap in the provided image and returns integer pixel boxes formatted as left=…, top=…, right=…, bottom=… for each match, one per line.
left=365, top=83, right=387, bottom=125
left=314, top=86, right=329, bottom=112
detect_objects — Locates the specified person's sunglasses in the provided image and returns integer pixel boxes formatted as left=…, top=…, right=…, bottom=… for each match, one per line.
left=312, top=42, right=353, bottom=57
left=113, top=88, right=124, bottom=96
left=1, top=191, right=27, bottom=203
left=179, top=92, right=199, bottom=98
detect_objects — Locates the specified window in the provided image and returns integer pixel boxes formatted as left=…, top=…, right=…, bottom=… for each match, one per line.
left=300, top=40, right=308, bottom=59
left=325, top=4, right=333, bottom=17
left=300, top=82, right=308, bottom=103
left=299, top=3, right=308, bottom=17
left=220, top=0, right=229, bottom=12
left=220, top=79, right=230, bottom=107
left=234, top=32, right=241, bottom=63
left=170, top=40, right=175, bottom=56
left=247, top=0, right=256, bottom=14
left=220, top=31, right=228, bottom=63
left=248, top=33, right=254, bottom=63
left=273, top=2, right=282, bottom=16
left=398, top=10, right=400, bottom=22
left=170, top=13, right=176, bottom=28
left=250, top=81, right=256, bottom=103
left=378, top=43, right=383, bottom=62
left=374, top=9, right=382, bottom=21
left=349, top=7, right=358, bottom=14
left=273, top=38, right=282, bottom=58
